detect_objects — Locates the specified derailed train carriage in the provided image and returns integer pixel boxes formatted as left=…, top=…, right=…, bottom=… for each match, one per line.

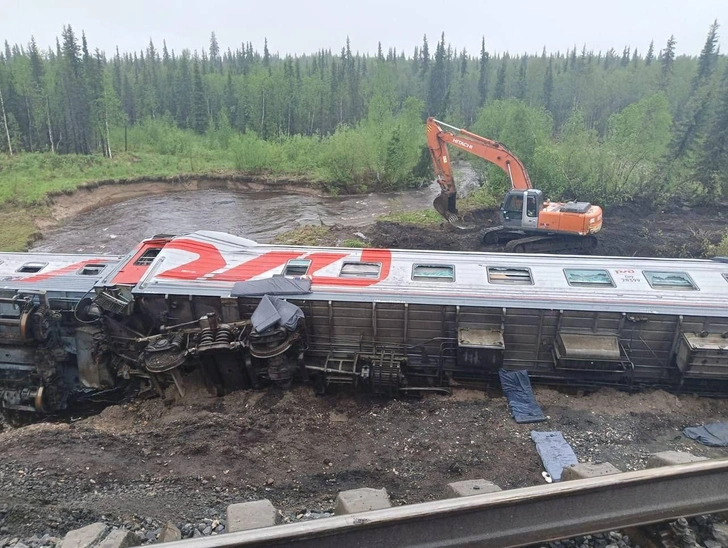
left=1, top=230, right=728, bottom=417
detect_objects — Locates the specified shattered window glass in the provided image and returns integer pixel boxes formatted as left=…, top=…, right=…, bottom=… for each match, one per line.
left=487, top=267, right=533, bottom=285
left=284, top=259, right=311, bottom=277
left=644, top=271, right=697, bottom=290
left=340, top=262, right=381, bottom=278
left=564, top=269, right=614, bottom=287
left=412, top=264, right=455, bottom=281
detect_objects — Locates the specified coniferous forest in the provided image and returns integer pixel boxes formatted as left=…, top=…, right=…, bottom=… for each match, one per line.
left=0, top=23, right=727, bottom=207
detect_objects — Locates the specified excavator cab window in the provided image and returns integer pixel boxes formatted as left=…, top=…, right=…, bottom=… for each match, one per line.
left=527, top=195, right=538, bottom=218
left=503, top=193, right=523, bottom=220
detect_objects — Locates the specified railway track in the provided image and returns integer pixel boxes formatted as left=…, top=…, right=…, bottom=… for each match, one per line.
left=73, top=458, right=727, bottom=548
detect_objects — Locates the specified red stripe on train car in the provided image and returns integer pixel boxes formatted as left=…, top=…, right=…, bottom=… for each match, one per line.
left=310, top=249, right=392, bottom=287
left=17, top=259, right=110, bottom=282
left=111, top=237, right=174, bottom=285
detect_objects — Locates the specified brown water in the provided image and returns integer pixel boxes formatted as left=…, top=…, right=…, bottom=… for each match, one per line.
left=32, top=184, right=442, bottom=254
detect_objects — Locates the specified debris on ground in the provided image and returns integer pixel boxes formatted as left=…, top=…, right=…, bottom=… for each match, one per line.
left=499, top=370, right=546, bottom=424
left=683, top=422, right=728, bottom=447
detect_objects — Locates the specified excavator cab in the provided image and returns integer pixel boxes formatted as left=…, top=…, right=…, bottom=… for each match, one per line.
left=501, top=189, right=543, bottom=229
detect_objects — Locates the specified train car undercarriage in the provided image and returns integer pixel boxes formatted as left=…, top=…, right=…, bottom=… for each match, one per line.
left=3, top=282, right=728, bottom=421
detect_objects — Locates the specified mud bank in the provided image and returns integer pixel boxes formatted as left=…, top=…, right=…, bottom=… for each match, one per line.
left=307, top=201, right=727, bottom=259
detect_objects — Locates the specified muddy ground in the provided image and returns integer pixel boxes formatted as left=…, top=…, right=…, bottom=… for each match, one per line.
left=1, top=193, right=727, bottom=543
left=1, top=386, right=728, bottom=540
left=317, top=201, right=727, bottom=258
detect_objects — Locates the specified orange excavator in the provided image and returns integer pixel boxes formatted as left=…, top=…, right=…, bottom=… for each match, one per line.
left=426, top=117, right=603, bottom=253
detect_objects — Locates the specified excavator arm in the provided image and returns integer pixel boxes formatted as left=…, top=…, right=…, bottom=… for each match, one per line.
left=426, top=117, right=533, bottom=222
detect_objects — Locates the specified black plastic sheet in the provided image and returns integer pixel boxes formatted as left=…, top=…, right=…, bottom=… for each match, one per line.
left=250, top=295, right=304, bottom=332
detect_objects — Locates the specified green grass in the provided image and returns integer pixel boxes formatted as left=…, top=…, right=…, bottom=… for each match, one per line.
left=378, top=208, right=444, bottom=227
left=341, top=238, right=367, bottom=248
left=273, top=226, right=333, bottom=246
left=0, top=151, right=238, bottom=205
left=0, top=205, right=47, bottom=251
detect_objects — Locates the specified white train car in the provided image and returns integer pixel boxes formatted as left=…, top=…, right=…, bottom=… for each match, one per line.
left=2, top=230, right=728, bottom=416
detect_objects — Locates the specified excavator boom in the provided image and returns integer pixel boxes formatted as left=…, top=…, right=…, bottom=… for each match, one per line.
left=426, top=117, right=532, bottom=221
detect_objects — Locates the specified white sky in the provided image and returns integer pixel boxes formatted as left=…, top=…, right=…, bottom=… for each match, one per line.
left=1, top=0, right=726, bottom=58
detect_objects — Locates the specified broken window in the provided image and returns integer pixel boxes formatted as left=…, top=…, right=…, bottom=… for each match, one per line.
left=17, top=262, right=47, bottom=273
left=134, top=248, right=161, bottom=266
left=644, top=271, right=697, bottom=290
left=564, top=268, right=614, bottom=287
left=339, top=262, right=381, bottom=278
left=487, top=266, right=533, bottom=285
left=284, top=259, right=311, bottom=277
left=412, top=264, right=455, bottom=282
left=78, top=263, right=107, bottom=276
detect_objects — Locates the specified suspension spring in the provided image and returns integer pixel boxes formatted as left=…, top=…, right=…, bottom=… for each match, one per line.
left=216, top=324, right=233, bottom=344
left=199, top=328, right=214, bottom=346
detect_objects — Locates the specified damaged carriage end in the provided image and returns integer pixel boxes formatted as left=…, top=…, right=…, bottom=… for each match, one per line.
left=0, top=288, right=116, bottom=419
left=89, top=272, right=313, bottom=405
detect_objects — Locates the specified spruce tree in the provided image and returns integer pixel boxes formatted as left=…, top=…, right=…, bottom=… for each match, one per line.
left=190, top=61, right=208, bottom=134
left=420, top=35, right=430, bottom=76
left=477, top=37, right=489, bottom=106
left=693, top=20, right=719, bottom=88
left=660, top=35, right=676, bottom=89
left=645, top=40, right=655, bottom=66
left=543, top=57, right=554, bottom=111
left=426, top=34, right=449, bottom=117
left=516, top=55, right=527, bottom=100
left=494, top=57, right=507, bottom=100
left=697, top=67, right=728, bottom=198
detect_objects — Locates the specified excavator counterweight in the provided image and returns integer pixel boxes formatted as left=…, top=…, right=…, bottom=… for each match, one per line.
left=425, top=117, right=603, bottom=253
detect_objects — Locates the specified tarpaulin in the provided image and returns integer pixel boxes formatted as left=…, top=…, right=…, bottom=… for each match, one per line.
left=250, top=295, right=304, bottom=332
left=231, top=276, right=312, bottom=297
left=684, top=422, right=728, bottom=447
left=498, top=369, right=547, bottom=423
left=530, top=431, right=578, bottom=482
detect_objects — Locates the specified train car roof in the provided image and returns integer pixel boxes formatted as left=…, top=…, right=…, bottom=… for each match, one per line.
left=0, top=252, right=123, bottom=294
left=96, top=231, right=728, bottom=317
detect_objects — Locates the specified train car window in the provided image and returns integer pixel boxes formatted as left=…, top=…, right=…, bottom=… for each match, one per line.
left=412, top=264, right=455, bottom=281
left=78, top=263, right=107, bottom=276
left=134, top=248, right=162, bottom=266
left=17, top=262, right=48, bottom=273
left=564, top=268, right=614, bottom=287
left=339, top=262, right=381, bottom=278
left=643, top=271, right=697, bottom=290
left=724, top=273, right=728, bottom=283
left=284, top=259, right=311, bottom=277
left=487, top=267, right=533, bottom=285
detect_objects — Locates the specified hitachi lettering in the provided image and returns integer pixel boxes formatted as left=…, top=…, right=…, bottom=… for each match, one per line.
left=452, top=139, right=473, bottom=149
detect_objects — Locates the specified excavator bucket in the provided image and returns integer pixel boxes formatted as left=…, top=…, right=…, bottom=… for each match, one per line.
left=433, top=192, right=459, bottom=224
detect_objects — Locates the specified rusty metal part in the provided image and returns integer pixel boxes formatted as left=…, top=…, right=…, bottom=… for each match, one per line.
left=161, top=459, right=728, bottom=548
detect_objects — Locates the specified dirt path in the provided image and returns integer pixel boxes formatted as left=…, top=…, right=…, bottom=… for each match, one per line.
left=1, top=386, right=727, bottom=540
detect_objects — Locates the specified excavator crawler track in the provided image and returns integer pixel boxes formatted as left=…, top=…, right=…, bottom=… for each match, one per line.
left=504, top=234, right=598, bottom=254
left=482, top=227, right=598, bottom=254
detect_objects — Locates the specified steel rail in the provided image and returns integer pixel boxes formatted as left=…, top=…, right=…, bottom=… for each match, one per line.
left=162, top=459, right=728, bottom=548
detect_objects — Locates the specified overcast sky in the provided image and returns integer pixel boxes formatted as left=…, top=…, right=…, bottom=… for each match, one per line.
left=1, top=0, right=726, bottom=59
